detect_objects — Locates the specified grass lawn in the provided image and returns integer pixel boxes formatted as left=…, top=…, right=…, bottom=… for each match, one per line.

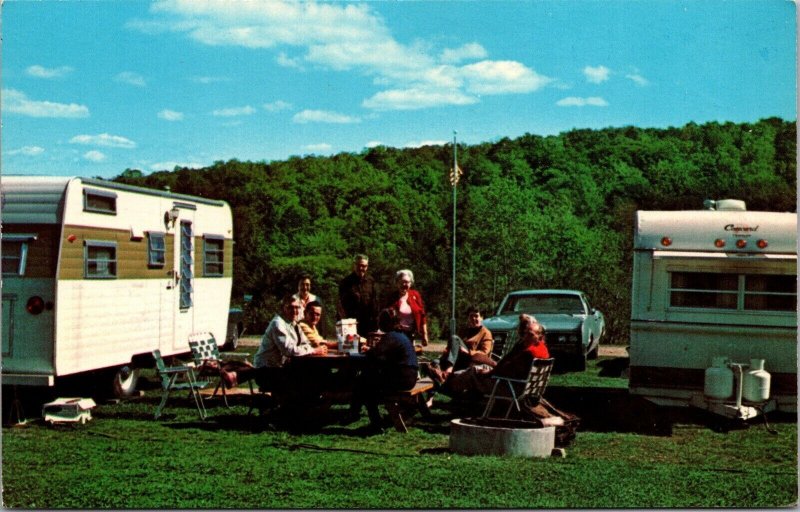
left=2, top=351, right=797, bottom=509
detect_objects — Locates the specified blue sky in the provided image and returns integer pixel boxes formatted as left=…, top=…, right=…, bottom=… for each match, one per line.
left=2, top=0, right=796, bottom=178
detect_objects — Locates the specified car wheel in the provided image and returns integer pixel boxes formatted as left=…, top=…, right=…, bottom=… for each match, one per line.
left=574, top=353, right=587, bottom=371
left=587, top=338, right=599, bottom=360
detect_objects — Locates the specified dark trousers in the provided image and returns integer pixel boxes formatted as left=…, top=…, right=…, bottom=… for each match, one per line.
left=351, top=365, right=418, bottom=425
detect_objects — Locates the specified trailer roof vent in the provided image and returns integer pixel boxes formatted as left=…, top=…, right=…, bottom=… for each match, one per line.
left=703, top=199, right=746, bottom=211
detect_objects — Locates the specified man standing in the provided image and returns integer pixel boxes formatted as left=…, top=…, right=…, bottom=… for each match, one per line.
left=337, top=254, right=379, bottom=337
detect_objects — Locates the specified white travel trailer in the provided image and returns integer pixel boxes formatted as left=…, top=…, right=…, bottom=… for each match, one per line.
left=2, top=176, right=233, bottom=396
left=628, top=199, right=797, bottom=417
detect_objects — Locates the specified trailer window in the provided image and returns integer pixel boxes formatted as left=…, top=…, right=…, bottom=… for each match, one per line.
left=85, top=241, right=117, bottom=278
left=670, top=272, right=738, bottom=309
left=2, top=234, right=36, bottom=276
left=2, top=241, right=28, bottom=276
left=147, top=232, right=166, bottom=267
left=83, top=189, right=117, bottom=215
left=203, top=235, right=224, bottom=277
left=670, top=271, right=796, bottom=312
left=180, top=221, right=193, bottom=309
left=744, top=274, right=796, bottom=312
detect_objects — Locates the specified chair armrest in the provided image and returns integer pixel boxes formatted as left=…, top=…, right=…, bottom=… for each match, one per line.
left=219, top=352, right=250, bottom=361
left=491, top=375, right=527, bottom=384
left=160, top=366, right=193, bottom=374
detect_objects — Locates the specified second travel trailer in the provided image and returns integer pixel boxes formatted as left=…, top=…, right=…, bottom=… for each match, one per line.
left=628, top=199, right=797, bottom=418
left=2, top=176, right=233, bottom=396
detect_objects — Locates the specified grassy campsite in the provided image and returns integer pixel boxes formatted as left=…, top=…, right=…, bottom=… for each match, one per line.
left=3, top=345, right=796, bottom=509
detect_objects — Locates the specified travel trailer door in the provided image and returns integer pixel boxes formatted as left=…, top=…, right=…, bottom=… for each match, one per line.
left=171, top=206, right=196, bottom=351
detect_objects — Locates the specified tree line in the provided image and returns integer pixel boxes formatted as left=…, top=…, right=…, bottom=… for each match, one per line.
left=113, top=117, right=797, bottom=343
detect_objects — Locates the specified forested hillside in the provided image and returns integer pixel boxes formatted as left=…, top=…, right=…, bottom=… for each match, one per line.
left=113, top=118, right=797, bottom=343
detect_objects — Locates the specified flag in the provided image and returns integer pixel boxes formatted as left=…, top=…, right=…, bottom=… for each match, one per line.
left=449, top=164, right=463, bottom=186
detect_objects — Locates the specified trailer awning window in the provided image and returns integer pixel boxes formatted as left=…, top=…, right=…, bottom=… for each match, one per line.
left=1, top=234, right=36, bottom=276
left=83, top=188, right=117, bottom=215
left=147, top=232, right=166, bottom=267
left=202, top=235, right=224, bottom=277
left=84, top=240, right=117, bottom=278
left=670, top=271, right=796, bottom=312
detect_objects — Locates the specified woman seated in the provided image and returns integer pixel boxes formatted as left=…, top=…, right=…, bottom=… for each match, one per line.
left=439, top=314, right=549, bottom=398
left=429, top=306, right=495, bottom=384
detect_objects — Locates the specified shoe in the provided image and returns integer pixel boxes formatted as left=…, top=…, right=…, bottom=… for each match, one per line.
left=362, top=423, right=385, bottom=436
left=339, top=410, right=361, bottom=426
left=428, top=366, right=447, bottom=385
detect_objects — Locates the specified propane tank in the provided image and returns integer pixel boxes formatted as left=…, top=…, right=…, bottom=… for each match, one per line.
left=704, top=356, right=734, bottom=400
left=743, top=358, right=771, bottom=402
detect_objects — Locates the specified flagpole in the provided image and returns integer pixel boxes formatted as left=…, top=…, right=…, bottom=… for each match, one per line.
left=450, top=131, right=458, bottom=338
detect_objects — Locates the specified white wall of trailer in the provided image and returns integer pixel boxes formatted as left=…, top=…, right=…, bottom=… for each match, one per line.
left=2, top=176, right=233, bottom=384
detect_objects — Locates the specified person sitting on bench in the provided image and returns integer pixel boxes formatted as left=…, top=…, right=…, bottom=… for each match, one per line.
left=345, top=307, right=418, bottom=432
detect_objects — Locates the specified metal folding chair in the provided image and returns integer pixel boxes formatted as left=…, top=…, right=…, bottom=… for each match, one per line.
left=188, top=332, right=251, bottom=408
left=481, top=357, right=554, bottom=419
left=152, top=349, right=209, bottom=420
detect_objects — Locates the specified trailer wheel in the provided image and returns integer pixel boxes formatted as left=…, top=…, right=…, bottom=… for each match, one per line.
left=223, top=326, right=240, bottom=351
left=111, top=365, right=140, bottom=398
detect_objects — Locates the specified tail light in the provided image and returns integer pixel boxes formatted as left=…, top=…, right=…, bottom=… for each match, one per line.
left=26, top=296, right=45, bottom=315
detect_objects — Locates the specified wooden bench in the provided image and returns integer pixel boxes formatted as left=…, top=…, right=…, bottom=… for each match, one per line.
left=384, top=378, right=435, bottom=433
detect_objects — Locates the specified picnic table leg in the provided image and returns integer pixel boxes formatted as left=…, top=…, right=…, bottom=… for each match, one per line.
left=385, top=400, right=408, bottom=433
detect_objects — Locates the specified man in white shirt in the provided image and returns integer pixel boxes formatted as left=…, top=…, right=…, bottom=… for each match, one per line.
left=255, top=295, right=327, bottom=369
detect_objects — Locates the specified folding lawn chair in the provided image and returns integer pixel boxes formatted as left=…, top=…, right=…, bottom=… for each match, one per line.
left=188, top=332, right=252, bottom=408
left=481, top=357, right=554, bottom=419
left=152, top=349, right=209, bottom=420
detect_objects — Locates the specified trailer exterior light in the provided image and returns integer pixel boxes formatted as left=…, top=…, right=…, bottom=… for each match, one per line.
left=26, top=296, right=45, bottom=315
left=714, top=239, right=726, bottom=248
left=660, top=237, right=672, bottom=247
left=736, top=239, right=747, bottom=249
left=756, top=239, right=768, bottom=249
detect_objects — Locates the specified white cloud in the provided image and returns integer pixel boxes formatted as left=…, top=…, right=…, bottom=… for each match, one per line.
left=292, top=109, right=360, bottom=124
left=7, top=146, right=45, bottom=156
left=556, top=96, right=609, bottom=107
left=584, top=65, right=610, bottom=84
left=26, top=65, right=74, bottom=79
left=462, top=61, right=552, bottom=94
left=192, top=75, right=231, bottom=84
left=263, top=100, right=293, bottom=112
left=70, top=133, right=137, bottom=148
left=363, top=88, right=477, bottom=111
left=440, top=43, right=487, bottom=64
left=158, top=109, right=184, bottom=121
left=303, top=143, right=333, bottom=153
left=404, top=140, right=448, bottom=148
left=83, top=150, right=107, bottom=162
left=150, top=161, right=204, bottom=170
left=212, top=105, right=256, bottom=117
left=626, top=73, right=650, bottom=86
left=2, top=89, right=90, bottom=118
left=135, top=1, right=553, bottom=112
left=115, top=71, right=147, bottom=87
left=277, top=52, right=303, bottom=69
left=365, top=140, right=383, bottom=148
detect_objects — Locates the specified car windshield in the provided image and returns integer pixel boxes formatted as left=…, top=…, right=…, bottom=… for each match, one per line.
left=500, top=294, right=585, bottom=315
